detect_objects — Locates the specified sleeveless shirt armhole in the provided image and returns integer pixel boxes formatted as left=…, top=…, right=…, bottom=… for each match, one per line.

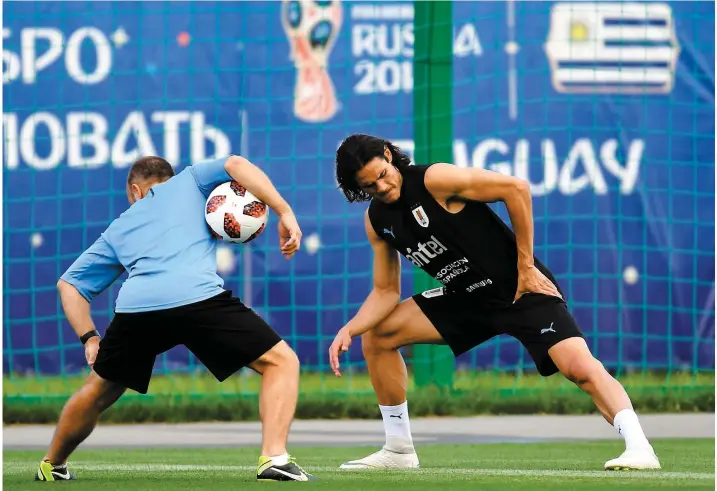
left=366, top=201, right=383, bottom=238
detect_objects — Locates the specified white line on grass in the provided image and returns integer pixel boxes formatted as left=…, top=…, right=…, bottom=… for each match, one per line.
left=3, top=463, right=713, bottom=480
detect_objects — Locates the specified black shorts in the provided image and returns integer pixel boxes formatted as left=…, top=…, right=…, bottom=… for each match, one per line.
left=93, top=291, right=282, bottom=394
left=413, top=288, right=584, bottom=376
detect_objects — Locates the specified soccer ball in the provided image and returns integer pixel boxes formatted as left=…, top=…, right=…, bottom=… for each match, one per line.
left=205, top=181, right=269, bottom=244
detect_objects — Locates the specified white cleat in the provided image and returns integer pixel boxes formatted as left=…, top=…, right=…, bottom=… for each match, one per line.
left=604, top=448, right=661, bottom=471
left=339, top=448, right=420, bottom=470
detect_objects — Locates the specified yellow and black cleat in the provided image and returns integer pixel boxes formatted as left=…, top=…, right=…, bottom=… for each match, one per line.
left=35, top=460, right=77, bottom=481
left=257, top=455, right=316, bottom=482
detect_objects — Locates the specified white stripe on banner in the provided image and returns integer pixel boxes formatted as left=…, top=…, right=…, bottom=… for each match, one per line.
left=549, top=46, right=675, bottom=63
left=555, top=68, right=673, bottom=84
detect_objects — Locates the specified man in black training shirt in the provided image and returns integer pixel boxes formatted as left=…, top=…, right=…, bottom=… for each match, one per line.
left=329, top=134, right=660, bottom=472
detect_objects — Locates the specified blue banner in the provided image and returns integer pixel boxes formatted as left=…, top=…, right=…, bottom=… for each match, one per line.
left=3, top=1, right=714, bottom=376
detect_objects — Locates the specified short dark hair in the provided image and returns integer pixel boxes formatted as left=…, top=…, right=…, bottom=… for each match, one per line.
left=335, top=134, right=412, bottom=202
left=127, top=156, right=175, bottom=186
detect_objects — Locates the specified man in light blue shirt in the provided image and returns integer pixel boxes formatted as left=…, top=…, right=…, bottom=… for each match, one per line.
left=36, top=155, right=315, bottom=483
left=61, top=155, right=233, bottom=312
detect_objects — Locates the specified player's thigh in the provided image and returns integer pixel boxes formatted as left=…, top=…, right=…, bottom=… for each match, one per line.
left=182, top=292, right=283, bottom=381
left=93, top=312, right=171, bottom=395
left=500, top=293, right=584, bottom=376
left=364, top=296, right=446, bottom=351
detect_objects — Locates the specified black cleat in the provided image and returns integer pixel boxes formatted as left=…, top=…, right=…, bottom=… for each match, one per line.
left=35, top=460, right=77, bottom=481
left=257, top=455, right=316, bottom=481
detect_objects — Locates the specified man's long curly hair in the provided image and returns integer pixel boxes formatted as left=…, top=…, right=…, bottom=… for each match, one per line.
left=335, top=134, right=412, bottom=202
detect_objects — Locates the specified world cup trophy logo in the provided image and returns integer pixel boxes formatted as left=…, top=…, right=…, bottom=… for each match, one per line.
left=281, top=0, right=343, bottom=123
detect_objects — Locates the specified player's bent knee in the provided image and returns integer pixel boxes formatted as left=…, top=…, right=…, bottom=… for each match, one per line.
left=84, top=371, right=125, bottom=409
left=549, top=337, right=607, bottom=386
left=251, top=340, right=299, bottom=374
left=562, top=355, right=606, bottom=386
left=361, top=330, right=380, bottom=354
left=361, top=328, right=401, bottom=355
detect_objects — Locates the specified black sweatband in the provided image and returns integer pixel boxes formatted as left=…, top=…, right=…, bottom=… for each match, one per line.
left=80, top=329, right=100, bottom=345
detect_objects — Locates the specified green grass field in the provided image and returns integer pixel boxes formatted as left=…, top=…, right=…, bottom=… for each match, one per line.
left=4, top=439, right=714, bottom=491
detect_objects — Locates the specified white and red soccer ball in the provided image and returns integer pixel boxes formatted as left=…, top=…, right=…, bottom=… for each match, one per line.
left=205, top=181, right=269, bottom=244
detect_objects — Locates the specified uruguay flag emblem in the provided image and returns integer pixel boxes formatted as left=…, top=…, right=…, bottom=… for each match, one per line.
left=544, top=3, right=680, bottom=94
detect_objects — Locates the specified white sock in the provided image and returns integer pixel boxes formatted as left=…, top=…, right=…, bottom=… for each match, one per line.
left=379, top=401, right=415, bottom=453
left=269, top=453, right=289, bottom=466
left=613, top=409, right=652, bottom=452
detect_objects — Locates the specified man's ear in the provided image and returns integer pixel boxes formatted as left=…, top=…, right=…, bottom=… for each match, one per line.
left=384, top=146, right=392, bottom=163
left=131, top=183, right=143, bottom=201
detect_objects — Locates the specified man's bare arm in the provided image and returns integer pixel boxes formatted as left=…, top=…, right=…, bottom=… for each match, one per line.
left=426, top=163, right=535, bottom=269
left=57, top=280, right=98, bottom=339
left=425, top=163, right=561, bottom=300
left=342, top=210, right=401, bottom=337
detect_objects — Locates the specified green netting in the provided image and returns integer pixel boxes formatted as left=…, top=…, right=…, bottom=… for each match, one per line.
left=3, top=1, right=714, bottom=405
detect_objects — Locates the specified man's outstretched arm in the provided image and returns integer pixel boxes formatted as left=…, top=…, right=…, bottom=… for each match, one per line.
left=329, top=210, right=401, bottom=375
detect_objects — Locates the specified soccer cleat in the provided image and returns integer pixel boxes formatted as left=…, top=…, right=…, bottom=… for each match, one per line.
left=257, top=455, right=316, bottom=482
left=34, top=460, right=77, bottom=481
left=339, top=448, right=420, bottom=470
left=604, top=449, right=661, bottom=470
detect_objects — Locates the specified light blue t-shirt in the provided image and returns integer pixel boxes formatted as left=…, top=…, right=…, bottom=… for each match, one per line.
left=61, top=157, right=233, bottom=313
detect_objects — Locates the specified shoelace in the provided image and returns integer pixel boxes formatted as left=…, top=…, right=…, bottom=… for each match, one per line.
left=287, top=456, right=310, bottom=475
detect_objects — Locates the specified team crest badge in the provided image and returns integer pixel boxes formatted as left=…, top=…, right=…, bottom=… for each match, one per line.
left=412, top=206, right=429, bottom=227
